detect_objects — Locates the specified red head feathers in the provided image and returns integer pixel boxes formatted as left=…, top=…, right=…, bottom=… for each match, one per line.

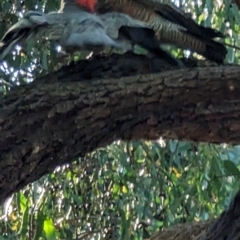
left=76, top=0, right=96, bottom=12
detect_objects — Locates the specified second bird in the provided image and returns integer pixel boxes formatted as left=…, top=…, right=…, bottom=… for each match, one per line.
left=96, top=0, right=228, bottom=63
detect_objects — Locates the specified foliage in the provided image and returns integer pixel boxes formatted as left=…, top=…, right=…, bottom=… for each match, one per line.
left=0, top=0, right=240, bottom=239
left=1, top=140, right=240, bottom=239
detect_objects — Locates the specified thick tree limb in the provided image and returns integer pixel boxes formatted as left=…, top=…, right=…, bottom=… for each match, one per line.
left=1, top=53, right=240, bottom=204
left=0, top=52, right=240, bottom=239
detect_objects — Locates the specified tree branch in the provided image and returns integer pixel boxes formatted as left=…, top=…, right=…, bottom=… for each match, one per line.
left=148, top=220, right=212, bottom=240
left=1, top=53, right=240, bottom=204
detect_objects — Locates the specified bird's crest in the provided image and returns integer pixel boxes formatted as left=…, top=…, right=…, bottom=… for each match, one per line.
left=76, top=0, right=96, bottom=12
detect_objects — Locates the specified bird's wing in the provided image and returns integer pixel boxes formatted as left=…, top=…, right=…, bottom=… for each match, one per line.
left=0, top=10, right=49, bottom=59
left=59, top=12, right=129, bottom=52
left=99, top=12, right=151, bottom=38
left=99, top=12, right=185, bottom=68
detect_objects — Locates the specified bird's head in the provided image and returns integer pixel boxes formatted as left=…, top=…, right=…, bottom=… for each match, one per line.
left=76, top=0, right=96, bottom=12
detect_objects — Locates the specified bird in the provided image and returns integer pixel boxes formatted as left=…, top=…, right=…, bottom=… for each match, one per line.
left=95, top=0, right=228, bottom=63
left=0, top=0, right=184, bottom=68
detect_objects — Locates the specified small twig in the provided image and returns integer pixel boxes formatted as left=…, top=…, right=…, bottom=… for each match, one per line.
left=0, top=78, right=14, bottom=87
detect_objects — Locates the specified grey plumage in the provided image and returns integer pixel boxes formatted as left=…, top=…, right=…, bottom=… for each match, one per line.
left=60, top=13, right=131, bottom=53
left=0, top=0, right=184, bottom=67
left=0, top=9, right=132, bottom=59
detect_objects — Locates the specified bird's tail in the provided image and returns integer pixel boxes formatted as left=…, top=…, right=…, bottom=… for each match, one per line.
left=0, top=28, right=33, bottom=60
left=152, top=5, right=227, bottom=63
left=155, top=4, right=225, bottom=40
left=119, top=26, right=185, bottom=68
left=0, top=11, right=49, bottom=60
left=198, top=40, right=227, bottom=64
left=152, top=19, right=227, bottom=63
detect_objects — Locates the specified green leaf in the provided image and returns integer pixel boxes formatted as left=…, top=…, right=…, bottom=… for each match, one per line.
left=44, top=218, right=57, bottom=240
left=34, top=211, right=46, bottom=240
left=19, top=205, right=29, bottom=239
left=223, top=160, right=240, bottom=175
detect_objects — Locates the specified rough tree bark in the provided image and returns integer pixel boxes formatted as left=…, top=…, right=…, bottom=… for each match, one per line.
left=148, top=220, right=211, bottom=240
left=1, top=52, right=240, bottom=239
